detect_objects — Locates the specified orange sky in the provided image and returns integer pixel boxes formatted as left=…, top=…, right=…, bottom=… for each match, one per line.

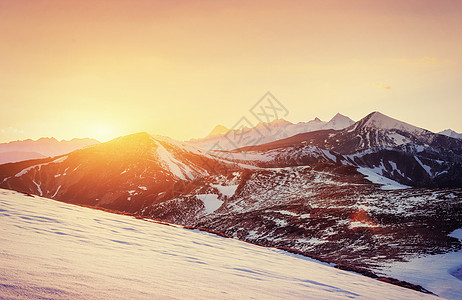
left=1, top=0, right=462, bottom=142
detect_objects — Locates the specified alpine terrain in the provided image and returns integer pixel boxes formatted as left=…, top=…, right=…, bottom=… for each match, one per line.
left=1, top=111, right=461, bottom=298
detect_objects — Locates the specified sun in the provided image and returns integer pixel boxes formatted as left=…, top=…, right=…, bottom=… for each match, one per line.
left=91, top=124, right=118, bottom=142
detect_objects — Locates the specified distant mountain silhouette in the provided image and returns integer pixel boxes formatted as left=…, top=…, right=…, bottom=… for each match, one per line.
left=188, top=113, right=354, bottom=151
left=0, top=137, right=100, bottom=164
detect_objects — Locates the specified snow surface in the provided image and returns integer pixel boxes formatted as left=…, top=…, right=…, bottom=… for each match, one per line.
left=51, top=185, right=61, bottom=198
left=414, top=155, right=433, bottom=176
left=154, top=140, right=195, bottom=180
left=52, top=156, right=68, bottom=163
left=380, top=228, right=462, bottom=300
left=31, top=180, right=43, bottom=196
left=357, top=167, right=410, bottom=190
left=0, top=189, right=436, bottom=299
left=196, top=194, right=224, bottom=213
left=388, top=132, right=411, bottom=146
left=14, top=156, right=68, bottom=177
left=450, top=229, right=462, bottom=240
left=153, top=134, right=203, bottom=155
left=211, top=184, right=239, bottom=197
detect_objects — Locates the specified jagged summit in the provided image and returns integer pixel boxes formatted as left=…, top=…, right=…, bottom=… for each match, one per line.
left=101, top=132, right=156, bottom=153
left=324, top=113, right=355, bottom=130
left=113, top=131, right=151, bottom=141
left=206, top=125, right=229, bottom=138
left=188, top=113, right=356, bottom=150
left=439, top=129, right=462, bottom=139
left=269, top=118, right=293, bottom=126
left=355, top=111, right=425, bottom=134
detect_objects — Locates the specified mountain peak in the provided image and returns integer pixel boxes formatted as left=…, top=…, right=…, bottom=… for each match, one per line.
left=106, top=132, right=154, bottom=150
left=121, top=132, right=152, bottom=140
left=332, top=113, right=347, bottom=119
left=270, top=118, right=292, bottom=125
left=439, top=129, right=462, bottom=139
left=325, top=113, right=355, bottom=130
left=358, top=111, right=425, bottom=134
left=206, top=125, right=229, bottom=138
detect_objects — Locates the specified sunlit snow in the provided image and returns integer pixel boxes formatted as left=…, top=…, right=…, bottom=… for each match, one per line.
left=0, top=189, right=436, bottom=299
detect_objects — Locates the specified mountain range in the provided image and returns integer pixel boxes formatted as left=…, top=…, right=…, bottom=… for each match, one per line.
left=0, top=137, right=99, bottom=164
left=188, top=113, right=355, bottom=151
left=232, top=111, right=462, bottom=188
left=0, top=111, right=461, bottom=296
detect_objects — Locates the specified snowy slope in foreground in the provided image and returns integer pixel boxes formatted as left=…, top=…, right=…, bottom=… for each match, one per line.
left=0, top=189, right=434, bottom=300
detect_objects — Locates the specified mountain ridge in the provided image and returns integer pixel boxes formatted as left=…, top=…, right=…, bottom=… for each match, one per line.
left=188, top=113, right=354, bottom=151
left=439, top=129, right=462, bottom=140
left=0, top=137, right=100, bottom=164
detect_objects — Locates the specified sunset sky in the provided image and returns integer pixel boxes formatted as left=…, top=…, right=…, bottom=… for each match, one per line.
left=1, top=0, right=462, bottom=142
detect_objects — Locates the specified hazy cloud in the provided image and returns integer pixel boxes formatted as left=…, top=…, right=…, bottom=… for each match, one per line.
left=373, top=83, right=391, bottom=90
left=422, top=56, right=439, bottom=63
left=0, top=127, right=24, bottom=134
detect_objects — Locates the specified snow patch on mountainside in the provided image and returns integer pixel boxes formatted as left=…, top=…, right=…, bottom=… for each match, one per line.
left=357, top=167, right=410, bottom=190
left=211, top=184, right=239, bottom=197
left=414, top=156, right=432, bottom=176
left=31, top=180, right=42, bottom=196
left=14, top=156, right=68, bottom=177
left=153, top=135, right=203, bottom=155
left=380, top=228, right=462, bottom=300
left=196, top=194, right=223, bottom=213
left=154, top=140, right=195, bottom=180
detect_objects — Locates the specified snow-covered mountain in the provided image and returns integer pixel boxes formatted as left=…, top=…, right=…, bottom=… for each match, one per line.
left=234, top=111, right=462, bottom=188
left=0, top=132, right=232, bottom=212
left=206, top=124, right=230, bottom=137
left=0, top=189, right=438, bottom=299
left=324, top=112, right=356, bottom=130
left=0, top=137, right=99, bottom=164
left=188, top=113, right=354, bottom=151
left=439, top=129, right=462, bottom=140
